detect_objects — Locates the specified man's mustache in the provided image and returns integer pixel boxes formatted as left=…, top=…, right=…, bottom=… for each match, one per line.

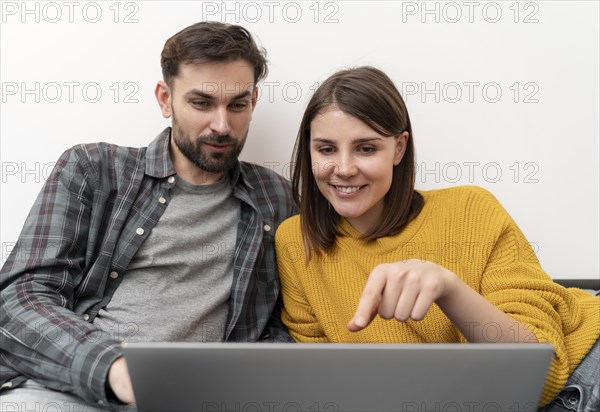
left=196, top=133, right=236, bottom=145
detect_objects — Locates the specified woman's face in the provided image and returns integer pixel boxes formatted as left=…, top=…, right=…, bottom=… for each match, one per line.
left=310, top=108, right=407, bottom=234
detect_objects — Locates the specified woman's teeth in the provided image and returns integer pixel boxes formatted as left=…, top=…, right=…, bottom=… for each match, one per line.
left=336, top=186, right=361, bottom=194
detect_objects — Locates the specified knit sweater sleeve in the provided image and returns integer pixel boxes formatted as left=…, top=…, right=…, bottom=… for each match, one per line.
left=275, top=217, right=328, bottom=343
left=473, top=188, right=600, bottom=405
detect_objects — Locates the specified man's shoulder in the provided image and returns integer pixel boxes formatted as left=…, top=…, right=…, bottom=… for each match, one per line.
left=54, top=129, right=168, bottom=173
left=239, top=161, right=296, bottom=219
left=57, top=141, right=147, bottom=178
left=239, top=161, right=291, bottom=190
left=66, top=141, right=146, bottom=164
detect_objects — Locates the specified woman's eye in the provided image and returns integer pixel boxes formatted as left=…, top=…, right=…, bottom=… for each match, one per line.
left=318, top=147, right=335, bottom=154
left=359, top=146, right=376, bottom=154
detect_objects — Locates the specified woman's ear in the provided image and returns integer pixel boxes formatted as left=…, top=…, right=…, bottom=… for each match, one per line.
left=393, top=131, right=409, bottom=166
left=155, top=81, right=173, bottom=118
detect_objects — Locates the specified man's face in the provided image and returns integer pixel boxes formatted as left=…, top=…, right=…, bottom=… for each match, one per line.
left=158, top=60, right=257, bottom=179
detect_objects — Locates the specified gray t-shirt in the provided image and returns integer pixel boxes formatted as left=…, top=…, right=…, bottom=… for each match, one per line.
left=94, top=175, right=239, bottom=342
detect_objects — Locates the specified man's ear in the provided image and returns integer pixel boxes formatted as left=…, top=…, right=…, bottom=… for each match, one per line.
left=155, top=81, right=172, bottom=118
left=246, top=87, right=259, bottom=122
left=393, top=131, right=409, bottom=166
left=251, top=87, right=259, bottom=111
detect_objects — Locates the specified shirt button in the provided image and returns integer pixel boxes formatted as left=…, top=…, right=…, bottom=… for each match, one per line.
left=136, top=228, right=144, bottom=235
left=110, top=271, right=119, bottom=279
left=568, top=395, right=579, bottom=405
left=168, top=176, right=175, bottom=184
left=98, top=400, right=105, bottom=406
left=263, top=224, right=271, bottom=232
left=83, top=314, right=90, bottom=321
left=158, top=196, right=167, bottom=204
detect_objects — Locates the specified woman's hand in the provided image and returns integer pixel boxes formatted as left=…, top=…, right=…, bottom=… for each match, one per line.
left=348, top=259, right=538, bottom=343
left=348, top=259, right=457, bottom=331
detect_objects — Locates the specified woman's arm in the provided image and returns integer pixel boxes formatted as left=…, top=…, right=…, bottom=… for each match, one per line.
left=347, top=259, right=537, bottom=343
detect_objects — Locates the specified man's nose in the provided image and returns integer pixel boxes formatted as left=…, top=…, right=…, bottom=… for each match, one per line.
left=209, top=108, right=232, bottom=136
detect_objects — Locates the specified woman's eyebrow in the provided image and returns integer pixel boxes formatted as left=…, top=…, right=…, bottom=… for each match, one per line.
left=311, top=138, right=335, bottom=144
left=353, top=137, right=383, bottom=144
left=311, top=137, right=383, bottom=144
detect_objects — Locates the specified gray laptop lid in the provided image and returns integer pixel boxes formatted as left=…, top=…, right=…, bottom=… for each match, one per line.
left=122, top=342, right=554, bottom=412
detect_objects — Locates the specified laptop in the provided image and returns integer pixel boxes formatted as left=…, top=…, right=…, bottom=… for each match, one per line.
left=122, top=342, right=554, bottom=412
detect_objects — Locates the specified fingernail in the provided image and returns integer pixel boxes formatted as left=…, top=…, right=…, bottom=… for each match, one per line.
left=355, top=316, right=366, bottom=327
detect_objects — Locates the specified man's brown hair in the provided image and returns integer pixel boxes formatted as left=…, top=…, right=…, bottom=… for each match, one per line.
left=161, top=21, right=268, bottom=87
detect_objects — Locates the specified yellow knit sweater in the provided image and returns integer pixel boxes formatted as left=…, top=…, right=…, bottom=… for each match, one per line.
left=275, top=186, right=600, bottom=406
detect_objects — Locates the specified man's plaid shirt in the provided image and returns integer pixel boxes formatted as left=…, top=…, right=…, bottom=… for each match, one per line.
left=0, top=127, right=296, bottom=406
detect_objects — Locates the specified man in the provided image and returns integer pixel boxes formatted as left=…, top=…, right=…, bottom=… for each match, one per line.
left=0, top=22, right=295, bottom=410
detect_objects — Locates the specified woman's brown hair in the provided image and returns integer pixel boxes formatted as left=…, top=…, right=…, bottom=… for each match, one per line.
left=291, top=66, right=424, bottom=256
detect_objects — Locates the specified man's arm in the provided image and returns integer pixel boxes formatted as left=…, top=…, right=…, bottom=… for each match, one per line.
left=260, top=291, right=294, bottom=343
left=246, top=165, right=297, bottom=343
left=262, top=175, right=297, bottom=344
left=0, top=147, right=122, bottom=405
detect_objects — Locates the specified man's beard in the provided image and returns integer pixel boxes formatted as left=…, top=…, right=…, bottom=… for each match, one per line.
left=172, top=116, right=246, bottom=175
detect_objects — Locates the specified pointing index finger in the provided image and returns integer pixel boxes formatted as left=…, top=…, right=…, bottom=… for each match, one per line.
left=348, top=266, right=388, bottom=332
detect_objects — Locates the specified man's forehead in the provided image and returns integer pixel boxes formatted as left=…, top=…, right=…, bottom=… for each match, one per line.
left=178, top=61, right=254, bottom=82
left=183, top=85, right=254, bottom=99
left=174, top=60, right=255, bottom=97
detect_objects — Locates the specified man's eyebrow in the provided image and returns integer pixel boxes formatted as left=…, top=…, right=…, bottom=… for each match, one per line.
left=184, top=90, right=253, bottom=100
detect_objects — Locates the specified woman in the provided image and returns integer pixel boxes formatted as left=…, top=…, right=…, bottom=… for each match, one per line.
left=274, top=66, right=599, bottom=411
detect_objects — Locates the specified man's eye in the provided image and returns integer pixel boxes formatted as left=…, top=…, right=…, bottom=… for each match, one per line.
left=231, top=101, right=249, bottom=111
left=192, top=101, right=210, bottom=108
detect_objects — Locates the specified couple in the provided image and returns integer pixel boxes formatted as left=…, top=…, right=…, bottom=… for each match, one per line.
left=1, top=21, right=598, bottom=412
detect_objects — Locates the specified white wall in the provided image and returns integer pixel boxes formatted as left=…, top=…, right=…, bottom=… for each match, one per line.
left=1, top=1, right=598, bottom=279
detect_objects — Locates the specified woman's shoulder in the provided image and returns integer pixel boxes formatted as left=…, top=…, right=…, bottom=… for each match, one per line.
left=274, top=215, right=309, bottom=266
left=417, top=185, right=512, bottom=227
left=275, top=214, right=302, bottom=240
left=419, top=185, right=503, bottom=208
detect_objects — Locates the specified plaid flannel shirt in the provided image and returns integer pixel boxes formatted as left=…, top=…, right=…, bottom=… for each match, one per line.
left=0, top=127, right=296, bottom=407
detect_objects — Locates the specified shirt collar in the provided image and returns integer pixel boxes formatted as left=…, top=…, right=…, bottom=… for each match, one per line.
left=145, top=127, right=254, bottom=192
left=229, top=156, right=254, bottom=193
left=145, top=127, right=177, bottom=178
